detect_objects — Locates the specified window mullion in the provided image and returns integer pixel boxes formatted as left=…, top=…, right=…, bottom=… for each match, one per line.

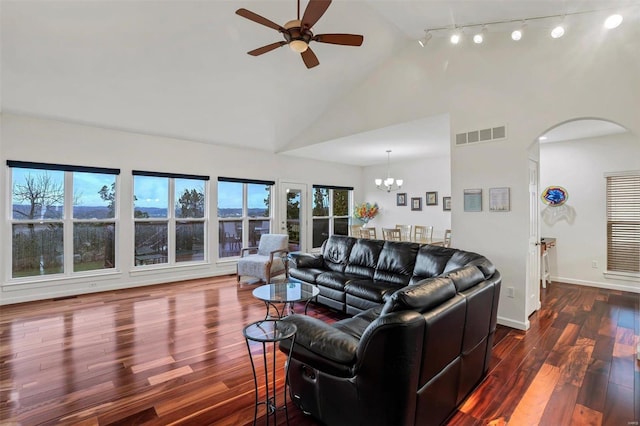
left=64, top=171, right=74, bottom=275
left=168, top=178, right=176, bottom=264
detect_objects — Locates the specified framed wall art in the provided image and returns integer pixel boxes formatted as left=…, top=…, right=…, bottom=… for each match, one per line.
left=463, top=188, right=482, bottom=212
left=489, top=187, right=510, bottom=212
left=411, top=197, right=422, bottom=211
left=443, top=196, right=451, bottom=211
left=426, top=191, right=438, bottom=206
left=397, top=192, right=407, bottom=206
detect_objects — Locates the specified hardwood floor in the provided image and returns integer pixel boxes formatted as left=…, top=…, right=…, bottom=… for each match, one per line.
left=1, top=276, right=638, bottom=425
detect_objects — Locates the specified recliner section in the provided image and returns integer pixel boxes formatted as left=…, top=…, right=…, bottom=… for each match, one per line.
left=281, top=236, right=501, bottom=426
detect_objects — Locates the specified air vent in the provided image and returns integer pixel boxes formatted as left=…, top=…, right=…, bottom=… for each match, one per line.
left=455, top=125, right=507, bottom=146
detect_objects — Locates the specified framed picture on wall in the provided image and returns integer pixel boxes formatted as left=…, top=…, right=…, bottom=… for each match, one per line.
left=397, top=192, right=407, bottom=206
left=411, top=197, right=422, bottom=211
left=463, top=189, right=482, bottom=212
left=426, top=191, right=438, bottom=206
left=489, top=187, right=511, bottom=212
left=443, top=196, right=451, bottom=211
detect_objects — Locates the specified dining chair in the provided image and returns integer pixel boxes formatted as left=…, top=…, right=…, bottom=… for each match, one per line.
left=395, top=224, right=412, bottom=241
left=237, top=233, right=289, bottom=284
left=359, top=227, right=377, bottom=239
left=413, top=225, right=433, bottom=242
left=382, top=228, right=402, bottom=241
left=350, top=224, right=363, bottom=237
left=443, top=229, right=452, bottom=247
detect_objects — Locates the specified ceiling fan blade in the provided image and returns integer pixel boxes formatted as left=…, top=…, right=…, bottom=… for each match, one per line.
left=301, top=0, right=331, bottom=29
left=236, top=8, right=284, bottom=32
left=247, top=41, right=287, bottom=56
left=301, top=47, right=320, bottom=69
left=313, top=33, right=364, bottom=46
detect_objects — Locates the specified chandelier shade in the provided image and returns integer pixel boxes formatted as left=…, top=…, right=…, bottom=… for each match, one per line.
left=375, top=150, right=403, bottom=192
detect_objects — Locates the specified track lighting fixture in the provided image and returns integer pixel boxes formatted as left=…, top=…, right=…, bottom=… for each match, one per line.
left=418, top=30, right=432, bottom=47
left=418, top=8, right=626, bottom=47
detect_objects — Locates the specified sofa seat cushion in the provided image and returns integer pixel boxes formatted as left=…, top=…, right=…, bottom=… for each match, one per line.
left=281, top=314, right=358, bottom=364
left=289, top=267, right=325, bottom=284
left=333, top=315, right=375, bottom=340
left=316, top=271, right=362, bottom=291
left=345, top=279, right=404, bottom=303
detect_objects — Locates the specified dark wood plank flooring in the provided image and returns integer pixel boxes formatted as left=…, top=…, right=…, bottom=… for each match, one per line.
left=1, top=277, right=638, bottom=425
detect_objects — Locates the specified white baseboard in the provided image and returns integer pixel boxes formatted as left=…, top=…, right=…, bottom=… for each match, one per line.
left=551, top=275, right=639, bottom=294
left=497, top=315, right=530, bottom=331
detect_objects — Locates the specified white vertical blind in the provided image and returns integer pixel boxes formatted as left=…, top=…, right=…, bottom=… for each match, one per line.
left=606, top=173, right=640, bottom=273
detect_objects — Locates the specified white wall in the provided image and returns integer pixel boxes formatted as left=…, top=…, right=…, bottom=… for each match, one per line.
left=361, top=155, right=451, bottom=238
left=540, top=133, right=640, bottom=292
left=288, top=24, right=640, bottom=329
left=0, top=113, right=364, bottom=304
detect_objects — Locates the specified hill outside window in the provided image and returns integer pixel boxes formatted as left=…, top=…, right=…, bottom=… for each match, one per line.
left=8, top=160, right=119, bottom=279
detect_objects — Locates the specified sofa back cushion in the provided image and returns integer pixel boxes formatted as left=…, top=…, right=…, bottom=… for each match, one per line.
left=373, top=241, right=420, bottom=286
left=345, top=239, right=385, bottom=279
left=446, top=265, right=485, bottom=292
left=410, top=245, right=458, bottom=285
left=381, top=277, right=456, bottom=315
left=322, top=235, right=356, bottom=272
left=443, top=251, right=496, bottom=278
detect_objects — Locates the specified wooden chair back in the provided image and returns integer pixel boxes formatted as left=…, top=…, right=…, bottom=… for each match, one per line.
left=382, top=228, right=402, bottom=241
left=414, top=225, right=433, bottom=242
left=395, top=224, right=412, bottom=241
left=359, top=227, right=377, bottom=239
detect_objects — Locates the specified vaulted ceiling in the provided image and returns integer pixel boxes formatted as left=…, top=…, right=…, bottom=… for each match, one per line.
left=2, top=0, right=637, bottom=165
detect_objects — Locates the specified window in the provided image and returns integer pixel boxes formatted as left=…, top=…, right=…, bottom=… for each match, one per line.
left=133, top=171, right=208, bottom=266
left=606, top=172, right=640, bottom=274
left=8, top=160, right=119, bottom=279
left=218, top=177, right=274, bottom=258
left=312, top=185, right=352, bottom=249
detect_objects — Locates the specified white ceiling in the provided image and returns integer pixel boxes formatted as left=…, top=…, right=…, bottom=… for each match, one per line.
left=2, top=0, right=638, bottom=166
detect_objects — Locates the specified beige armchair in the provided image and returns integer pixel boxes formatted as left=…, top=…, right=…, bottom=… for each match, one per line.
left=237, top=234, right=289, bottom=284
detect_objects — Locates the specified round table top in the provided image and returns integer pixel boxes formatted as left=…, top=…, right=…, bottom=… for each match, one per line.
left=243, top=319, right=297, bottom=342
left=252, top=281, right=320, bottom=304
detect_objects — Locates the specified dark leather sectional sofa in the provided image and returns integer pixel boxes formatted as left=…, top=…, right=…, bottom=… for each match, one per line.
left=280, top=235, right=501, bottom=426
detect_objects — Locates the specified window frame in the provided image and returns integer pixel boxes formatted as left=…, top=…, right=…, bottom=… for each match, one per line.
left=311, top=185, right=353, bottom=249
left=605, top=171, right=640, bottom=278
left=133, top=170, right=209, bottom=268
left=217, top=177, right=274, bottom=259
left=7, top=160, right=120, bottom=280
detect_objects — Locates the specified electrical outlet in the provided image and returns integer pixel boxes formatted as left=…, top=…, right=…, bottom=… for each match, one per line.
left=507, top=287, right=515, bottom=298
left=592, top=260, right=598, bottom=269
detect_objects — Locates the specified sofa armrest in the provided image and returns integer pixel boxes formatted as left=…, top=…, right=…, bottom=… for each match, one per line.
left=288, top=252, right=323, bottom=269
left=280, top=315, right=358, bottom=364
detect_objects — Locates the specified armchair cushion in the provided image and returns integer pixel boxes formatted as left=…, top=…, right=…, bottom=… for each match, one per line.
left=237, top=233, right=288, bottom=283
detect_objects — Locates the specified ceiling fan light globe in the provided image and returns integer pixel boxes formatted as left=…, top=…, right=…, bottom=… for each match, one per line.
left=289, top=40, right=308, bottom=52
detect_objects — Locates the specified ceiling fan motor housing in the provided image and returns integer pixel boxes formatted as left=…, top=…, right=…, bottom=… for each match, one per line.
left=284, top=19, right=313, bottom=52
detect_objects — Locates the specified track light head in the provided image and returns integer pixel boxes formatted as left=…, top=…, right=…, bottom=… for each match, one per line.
left=604, top=14, right=623, bottom=29
left=551, top=25, right=565, bottom=38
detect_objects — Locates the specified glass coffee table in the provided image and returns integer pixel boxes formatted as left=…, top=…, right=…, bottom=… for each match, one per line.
left=252, top=280, right=320, bottom=319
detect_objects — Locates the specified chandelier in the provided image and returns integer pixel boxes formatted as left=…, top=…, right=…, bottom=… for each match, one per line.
left=375, top=150, right=403, bottom=192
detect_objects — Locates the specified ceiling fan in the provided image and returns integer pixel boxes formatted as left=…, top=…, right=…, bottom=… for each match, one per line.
left=235, top=0, right=364, bottom=69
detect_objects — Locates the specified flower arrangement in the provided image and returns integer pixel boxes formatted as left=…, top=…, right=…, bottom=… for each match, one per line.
left=354, top=202, right=379, bottom=225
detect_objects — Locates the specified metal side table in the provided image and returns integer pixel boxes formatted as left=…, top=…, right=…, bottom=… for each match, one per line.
left=243, top=319, right=297, bottom=426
